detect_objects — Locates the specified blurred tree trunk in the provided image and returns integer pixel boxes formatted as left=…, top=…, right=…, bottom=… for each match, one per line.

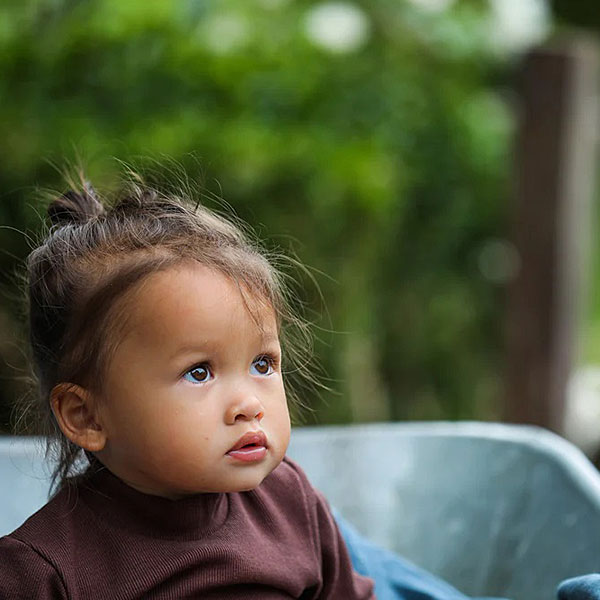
left=504, top=37, right=599, bottom=432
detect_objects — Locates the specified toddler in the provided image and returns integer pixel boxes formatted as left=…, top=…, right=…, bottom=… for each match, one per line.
left=0, top=177, right=375, bottom=599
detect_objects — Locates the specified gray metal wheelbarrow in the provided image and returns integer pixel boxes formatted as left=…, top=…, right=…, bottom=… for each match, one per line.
left=287, top=422, right=600, bottom=600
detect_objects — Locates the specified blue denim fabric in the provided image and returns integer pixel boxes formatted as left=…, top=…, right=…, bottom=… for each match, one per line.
left=558, top=576, right=600, bottom=600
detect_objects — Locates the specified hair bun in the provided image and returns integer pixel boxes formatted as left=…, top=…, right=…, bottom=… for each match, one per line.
left=47, top=182, right=105, bottom=226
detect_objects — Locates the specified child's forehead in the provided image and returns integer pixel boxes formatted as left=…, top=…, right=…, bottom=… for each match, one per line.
left=121, top=263, right=279, bottom=346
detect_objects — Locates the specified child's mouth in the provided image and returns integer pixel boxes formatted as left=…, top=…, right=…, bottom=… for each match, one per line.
left=227, top=432, right=268, bottom=462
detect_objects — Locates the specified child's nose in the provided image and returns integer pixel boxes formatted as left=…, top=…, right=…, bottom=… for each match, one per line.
left=225, top=394, right=265, bottom=424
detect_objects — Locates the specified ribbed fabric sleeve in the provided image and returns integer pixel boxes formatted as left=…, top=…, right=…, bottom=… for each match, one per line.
left=0, top=536, right=68, bottom=599
left=0, top=457, right=375, bottom=599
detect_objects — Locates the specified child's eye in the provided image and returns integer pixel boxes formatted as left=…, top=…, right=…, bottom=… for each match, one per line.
left=183, top=364, right=213, bottom=384
left=250, top=355, right=275, bottom=376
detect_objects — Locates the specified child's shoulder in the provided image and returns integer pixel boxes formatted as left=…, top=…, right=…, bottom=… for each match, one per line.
left=3, top=485, right=86, bottom=558
left=0, top=488, right=81, bottom=597
left=0, top=533, right=68, bottom=598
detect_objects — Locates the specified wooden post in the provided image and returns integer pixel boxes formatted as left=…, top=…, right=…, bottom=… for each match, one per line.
left=504, top=37, right=599, bottom=433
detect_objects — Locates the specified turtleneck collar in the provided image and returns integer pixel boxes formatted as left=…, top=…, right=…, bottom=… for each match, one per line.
left=76, top=462, right=230, bottom=541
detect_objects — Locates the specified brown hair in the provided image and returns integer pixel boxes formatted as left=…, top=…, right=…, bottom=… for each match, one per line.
left=20, top=173, right=314, bottom=492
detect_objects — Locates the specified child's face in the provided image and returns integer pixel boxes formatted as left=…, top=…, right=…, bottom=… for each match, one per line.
left=93, top=263, right=291, bottom=499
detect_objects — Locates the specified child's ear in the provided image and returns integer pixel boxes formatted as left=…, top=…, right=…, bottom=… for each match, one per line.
left=50, top=383, right=107, bottom=452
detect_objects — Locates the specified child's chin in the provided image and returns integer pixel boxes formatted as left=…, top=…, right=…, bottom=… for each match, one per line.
left=227, top=475, right=269, bottom=493
left=226, top=466, right=278, bottom=493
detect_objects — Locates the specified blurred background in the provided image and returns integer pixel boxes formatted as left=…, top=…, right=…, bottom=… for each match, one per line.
left=1, top=0, right=599, bottom=455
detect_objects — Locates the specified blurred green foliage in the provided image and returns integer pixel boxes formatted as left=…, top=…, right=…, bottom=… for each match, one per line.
left=0, top=0, right=517, bottom=431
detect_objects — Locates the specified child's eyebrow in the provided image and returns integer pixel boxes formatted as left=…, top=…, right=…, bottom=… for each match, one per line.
left=169, top=336, right=280, bottom=361
left=168, top=342, right=217, bottom=361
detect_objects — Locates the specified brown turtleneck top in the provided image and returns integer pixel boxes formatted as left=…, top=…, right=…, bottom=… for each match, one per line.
left=0, top=456, right=375, bottom=599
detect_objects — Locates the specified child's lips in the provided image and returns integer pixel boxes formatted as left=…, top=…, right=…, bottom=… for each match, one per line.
left=226, top=431, right=268, bottom=462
